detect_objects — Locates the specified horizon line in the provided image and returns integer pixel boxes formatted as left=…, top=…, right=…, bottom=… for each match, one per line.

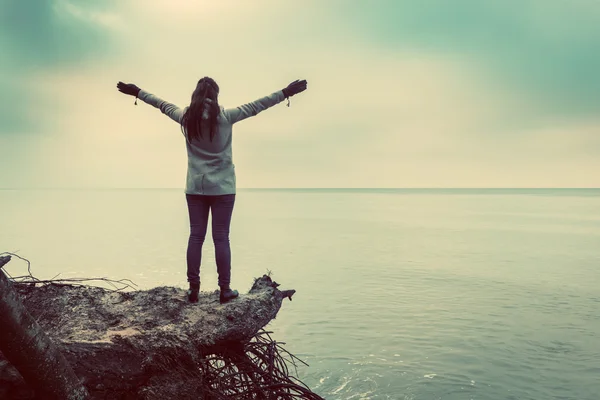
left=1, top=187, right=599, bottom=191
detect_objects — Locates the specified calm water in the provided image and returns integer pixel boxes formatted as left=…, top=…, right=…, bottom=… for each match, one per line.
left=2, top=188, right=600, bottom=399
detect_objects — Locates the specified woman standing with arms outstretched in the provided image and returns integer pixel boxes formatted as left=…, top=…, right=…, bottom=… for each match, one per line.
left=117, top=77, right=308, bottom=303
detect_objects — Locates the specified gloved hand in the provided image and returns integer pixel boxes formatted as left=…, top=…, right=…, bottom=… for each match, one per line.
left=282, top=79, right=307, bottom=98
left=117, top=81, right=141, bottom=97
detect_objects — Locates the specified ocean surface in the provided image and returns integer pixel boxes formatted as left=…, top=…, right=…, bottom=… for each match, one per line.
left=1, top=188, right=599, bottom=399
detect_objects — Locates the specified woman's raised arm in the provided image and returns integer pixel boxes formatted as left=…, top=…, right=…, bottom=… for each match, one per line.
left=225, top=79, right=307, bottom=124
left=117, top=81, right=184, bottom=124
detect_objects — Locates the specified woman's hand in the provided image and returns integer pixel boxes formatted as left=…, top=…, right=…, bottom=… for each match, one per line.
left=282, top=79, right=307, bottom=98
left=117, top=81, right=141, bottom=97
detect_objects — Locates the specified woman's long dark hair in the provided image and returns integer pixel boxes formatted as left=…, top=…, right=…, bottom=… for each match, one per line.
left=181, top=77, right=220, bottom=142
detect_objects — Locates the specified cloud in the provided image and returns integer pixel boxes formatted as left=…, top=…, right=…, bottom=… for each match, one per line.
left=0, top=0, right=122, bottom=134
left=329, top=0, right=600, bottom=117
left=1, top=0, right=599, bottom=188
left=0, top=0, right=121, bottom=67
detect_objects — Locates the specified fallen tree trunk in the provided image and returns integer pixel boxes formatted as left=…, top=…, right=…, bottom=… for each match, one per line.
left=0, top=255, right=89, bottom=399
left=0, top=256, right=303, bottom=399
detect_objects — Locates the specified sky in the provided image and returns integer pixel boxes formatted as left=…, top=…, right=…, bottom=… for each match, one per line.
left=1, top=0, right=599, bottom=188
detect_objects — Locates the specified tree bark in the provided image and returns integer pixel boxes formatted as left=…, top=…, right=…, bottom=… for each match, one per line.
left=0, top=268, right=295, bottom=399
left=0, top=255, right=89, bottom=399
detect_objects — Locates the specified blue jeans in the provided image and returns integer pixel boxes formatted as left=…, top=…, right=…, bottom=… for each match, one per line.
left=185, top=194, right=235, bottom=287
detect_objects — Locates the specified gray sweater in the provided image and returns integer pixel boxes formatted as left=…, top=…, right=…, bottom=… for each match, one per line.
left=138, top=89, right=286, bottom=195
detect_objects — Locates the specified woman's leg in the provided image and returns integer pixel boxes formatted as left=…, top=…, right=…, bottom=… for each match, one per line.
left=186, top=194, right=210, bottom=285
left=210, top=194, right=236, bottom=288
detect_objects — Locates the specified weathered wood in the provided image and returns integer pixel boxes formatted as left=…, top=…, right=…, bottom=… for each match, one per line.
left=0, top=274, right=295, bottom=398
left=0, top=255, right=10, bottom=269
left=0, top=255, right=89, bottom=399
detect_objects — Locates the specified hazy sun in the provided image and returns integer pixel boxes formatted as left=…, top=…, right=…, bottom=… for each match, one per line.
left=146, top=0, right=237, bottom=20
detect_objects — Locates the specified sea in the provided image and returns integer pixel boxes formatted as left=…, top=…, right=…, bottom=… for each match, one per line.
left=1, top=188, right=599, bottom=399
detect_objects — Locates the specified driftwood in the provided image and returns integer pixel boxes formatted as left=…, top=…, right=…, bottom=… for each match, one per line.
left=0, top=255, right=89, bottom=399
left=0, top=254, right=321, bottom=399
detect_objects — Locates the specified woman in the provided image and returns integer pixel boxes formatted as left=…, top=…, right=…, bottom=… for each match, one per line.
left=116, top=77, right=308, bottom=304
